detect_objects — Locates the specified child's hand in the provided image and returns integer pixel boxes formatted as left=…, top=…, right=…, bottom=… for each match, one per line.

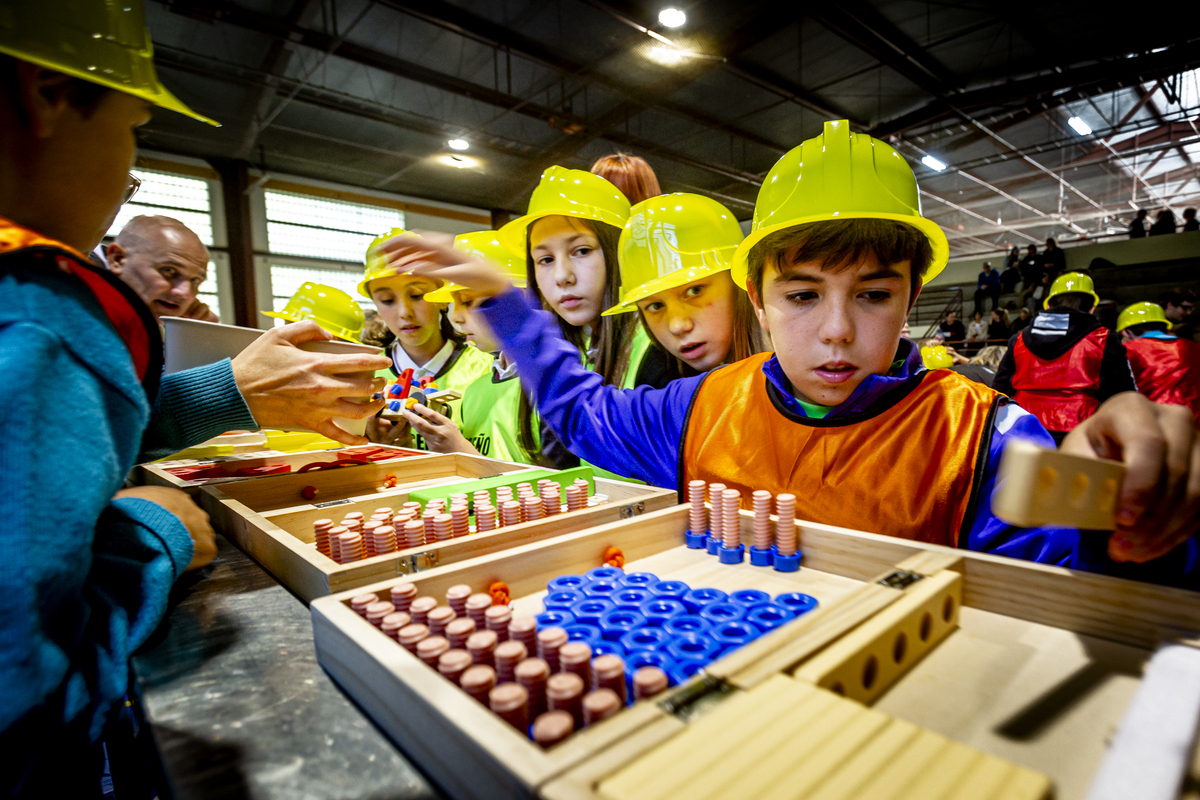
left=401, top=403, right=480, bottom=455
left=372, top=232, right=512, bottom=296
left=366, top=413, right=414, bottom=447
left=1062, top=392, right=1200, bottom=563
left=231, top=321, right=391, bottom=445
left=115, top=486, right=217, bottom=571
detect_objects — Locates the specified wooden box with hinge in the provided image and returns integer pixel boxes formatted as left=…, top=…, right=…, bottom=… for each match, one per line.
left=310, top=501, right=1200, bottom=800
left=200, top=453, right=677, bottom=601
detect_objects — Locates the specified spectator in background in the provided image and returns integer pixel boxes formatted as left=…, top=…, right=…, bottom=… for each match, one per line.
left=1018, top=244, right=1041, bottom=290
left=999, top=255, right=1022, bottom=294
left=1150, top=209, right=1178, bottom=236
left=966, top=311, right=987, bottom=346
left=1160, top=288, right=1197, bottom=341
left=936, top=310, right=965, bottom=345
left=1005, top=244, right=1021, bottom=271
left=951, top=344, right=1007, bottom=388
left=1022, top=272, right=1052, bottom=310
left=1129, top=208, right=1149, bottom=238
left=974, top=261, right=1001, bottom=315
left=1042, top=238, right=1066, bottom=281
left=988, top=308, right=1010, bottom=342
left=107, top=215, right=217, bottom=321
left=1010, top=306, right=1033, bottom=333
left=1184, top=208, right=1199, bottom=232
left=589, top=153, right=661, bottom=205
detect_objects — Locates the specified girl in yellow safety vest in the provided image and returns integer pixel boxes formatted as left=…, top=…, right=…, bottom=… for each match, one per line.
left=604, top=194, right=766, bottom=378
left=360, top=228, right=492, bottom=447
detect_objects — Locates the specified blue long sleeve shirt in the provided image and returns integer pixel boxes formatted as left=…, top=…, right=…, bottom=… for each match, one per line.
left=482, top=288, right=1199, bottom=585
left=0, top=255, right=199, bottom=761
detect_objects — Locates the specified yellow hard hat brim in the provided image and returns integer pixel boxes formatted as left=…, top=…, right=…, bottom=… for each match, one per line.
left=0, top=46, right=219, bottom=127
left=424, top=278, right=527, bottom=304
left=260, top=310, right=362, bottom=343
left=730, top=211, right=949, bottom=291
left=358, top=270, right=445, bottom=299
left=602, top=265, right=733, bottom=316
left=498, top=209, right=625, bottom=256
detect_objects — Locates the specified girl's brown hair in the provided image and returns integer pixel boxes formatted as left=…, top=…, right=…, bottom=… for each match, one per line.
left=517, top=219, right=635, bottom=461
left=590, top=154, right=662, bottom=205
left=637, top=279, right=767, bottom=379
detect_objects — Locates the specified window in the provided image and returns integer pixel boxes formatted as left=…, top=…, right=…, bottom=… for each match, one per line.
left=264, top=189, right=404, bottom=322
left=264, top=190, right=403, bottom=262
left=106, top=167, right=221, bottom=318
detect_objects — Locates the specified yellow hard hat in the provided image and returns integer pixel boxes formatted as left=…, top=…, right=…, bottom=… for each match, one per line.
left=498, top=166, right=631, bottom=255
left=1116, top=301, right=1172, bottom=333
left=262, top=282, right=364, bottom=342
left=0, top=0, right=218, bottom=126
left=731, top=120, right=948, bottom=290
left=424, top=230, right=528, bottom=302
left=603, top=193, right=743, bottom=315
left=1045, top=272, right=1099, bottom=309
left=920, top=344, right=954, bottom=370
left=358, top=228, right=444, bottom=298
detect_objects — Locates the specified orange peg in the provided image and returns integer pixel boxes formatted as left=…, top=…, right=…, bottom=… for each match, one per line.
left=488, top=581, right=511, bottom=605
left=383, top=474, right=398, bottom=488
left=602, top=547, right=625, bottom=569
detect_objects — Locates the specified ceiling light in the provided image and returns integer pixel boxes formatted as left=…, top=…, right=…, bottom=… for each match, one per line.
left=658, top=7, right=686, bottom=28
left=921, top=154, right=947, bottom=172
left=447, top=138, right=469, bottom=151
left=1067, top=116, right=1092, bottom=136
left=647, top=45, right=687, bottom=65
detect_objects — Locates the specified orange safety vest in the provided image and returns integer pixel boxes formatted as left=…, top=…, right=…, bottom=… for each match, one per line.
left=1126, top=336, right=1200, bottom=421
left=1010, top=328, right=1107, bottom=435
left=681, top=354, right=1002, bottom=547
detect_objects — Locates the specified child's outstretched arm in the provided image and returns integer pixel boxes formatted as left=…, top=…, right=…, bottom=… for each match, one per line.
left=372, top=233, right=698, bottom=487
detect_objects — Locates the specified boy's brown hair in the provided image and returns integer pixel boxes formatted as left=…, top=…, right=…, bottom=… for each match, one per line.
left=746, top=219, right=934, bottom=303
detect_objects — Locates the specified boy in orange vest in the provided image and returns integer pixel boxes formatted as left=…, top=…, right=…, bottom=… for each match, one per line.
left=381, top=122, right=1200, bottom=583
left=994, top=272, right=1135, bottom=444
left=1119, top=302, right=1200, bottom=421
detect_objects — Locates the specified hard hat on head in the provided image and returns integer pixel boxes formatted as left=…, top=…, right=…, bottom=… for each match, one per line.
left=498, top=166, right=631, bottom=255
left=1045, top=272, right=1099, bottom=309
left=920, top=344, right=955, bottom=370
left=730, top=120, right=948, bottom=290
left=262, top=282, right=364, bottom=342
left=0, top=0, right=218, bottom=126
left=1116, top=301, right=1172, bottom=333
left=359, top=228, right=444, bottom=298
left=424, top=231, right=528, bottom=302
left=604, top=193, right=744, bottom=315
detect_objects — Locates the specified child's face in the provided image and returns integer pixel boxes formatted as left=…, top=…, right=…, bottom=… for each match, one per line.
left=371, top=274, right=444, bottom=350
left=748, top=255, right=915, bottom=407
left=636, top=271, right=738, bottom=372
left=449, top=289, right=500, bottom=352
left=530, top=216, right=607, bottom=327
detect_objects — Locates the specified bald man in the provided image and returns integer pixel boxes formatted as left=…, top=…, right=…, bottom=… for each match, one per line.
left=108, top=214, right=217, bottom=321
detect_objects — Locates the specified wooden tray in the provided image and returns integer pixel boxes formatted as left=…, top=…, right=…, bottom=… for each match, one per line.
left=310, top=504, right=1200, bottom=800
left=202, top=453, right=676, bottom=601
left=135, top=444, right=427, bottom=495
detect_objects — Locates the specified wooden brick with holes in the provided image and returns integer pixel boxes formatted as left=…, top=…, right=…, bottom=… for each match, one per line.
left=312, top=503, right=1200, bottom=800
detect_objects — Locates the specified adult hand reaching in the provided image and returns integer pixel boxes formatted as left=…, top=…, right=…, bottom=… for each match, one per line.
left=232, top=321, right=391, bottom=445
left=1062, top=392, right=1200, bottom=563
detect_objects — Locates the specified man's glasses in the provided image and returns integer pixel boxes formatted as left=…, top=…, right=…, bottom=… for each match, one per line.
left=122, top=173, right=141, bottom=205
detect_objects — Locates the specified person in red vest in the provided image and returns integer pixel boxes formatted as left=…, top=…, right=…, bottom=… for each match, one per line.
left=1119, top=302, right=1200, bottom=421
left=994, top=272, right=1135, bottom=444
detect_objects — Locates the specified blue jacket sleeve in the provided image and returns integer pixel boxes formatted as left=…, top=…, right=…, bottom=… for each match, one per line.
left=480, top=289, right=699, bottom=489
left=963, top=403, right=1079, bottom=564
left=138, top=359, right=259, bottom=462
left=0, top=321, right=193, bottom=745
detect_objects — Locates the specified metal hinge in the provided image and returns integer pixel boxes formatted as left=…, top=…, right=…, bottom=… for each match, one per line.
left=877, top=569, right=924, bottom=590
left=313, top=498, right=353, bottom=509
left=658, top=675, right=737, bottom=722
left=619, top=501, right=646, bottom=519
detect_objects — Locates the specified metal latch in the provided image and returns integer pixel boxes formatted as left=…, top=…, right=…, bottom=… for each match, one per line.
left=313, top=498, right=353, bottom=509
left=877, top=569, right=924, bottom=590
left=619, top=501, right=646, bottom=519
left=658, top=675, right=737, bottom=722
